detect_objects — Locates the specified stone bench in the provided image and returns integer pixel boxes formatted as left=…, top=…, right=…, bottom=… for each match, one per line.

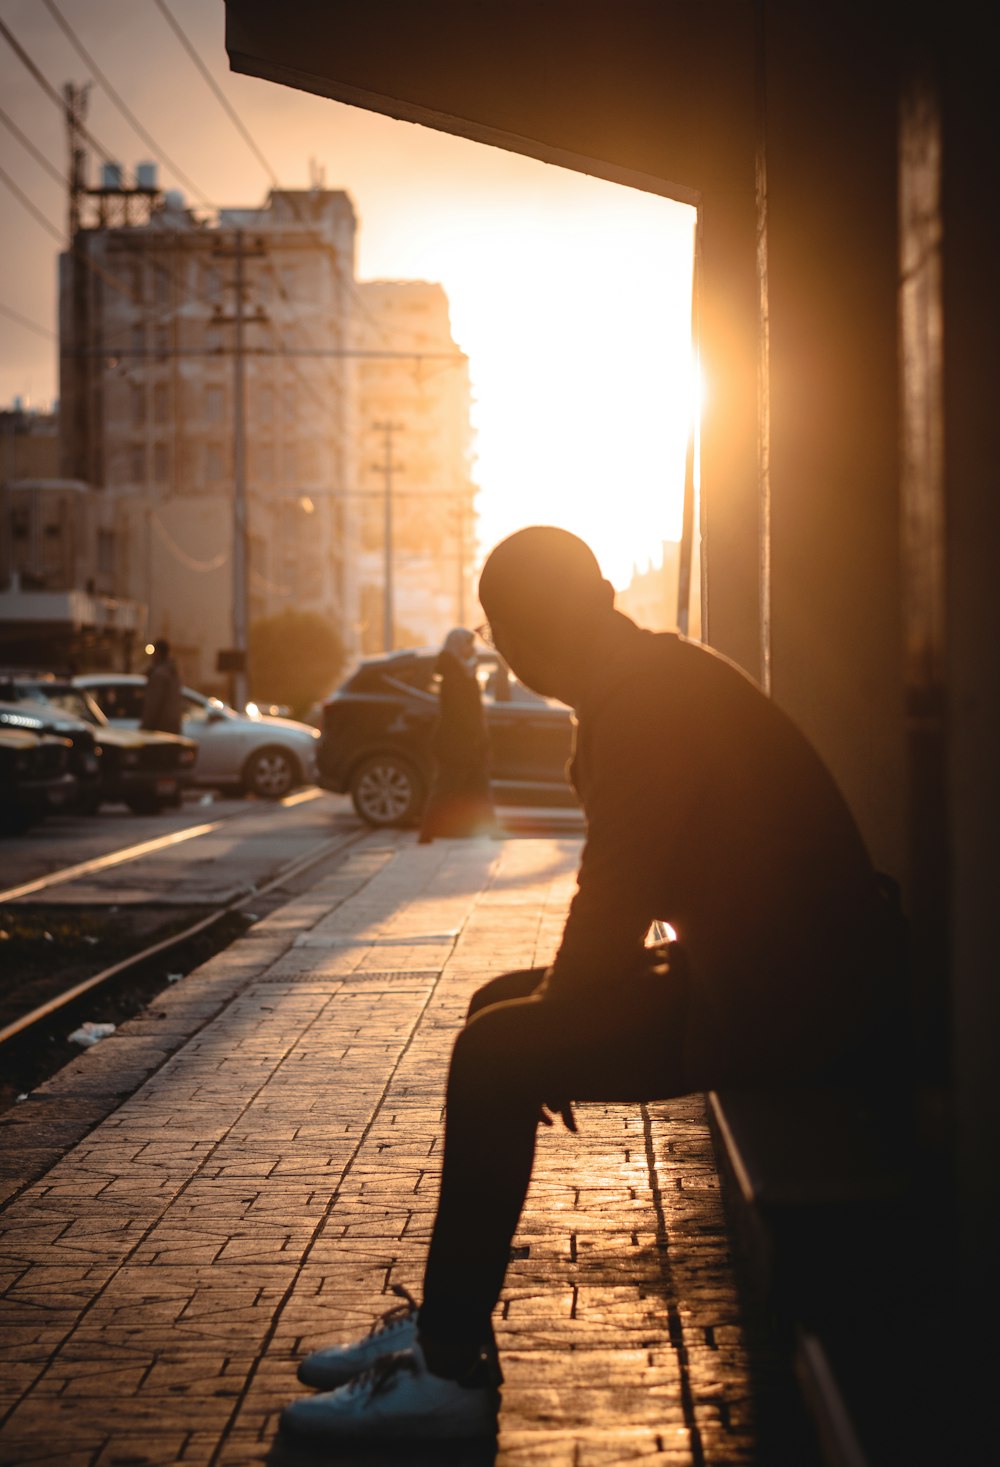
left=707, top=1083, right=920, bottom=1467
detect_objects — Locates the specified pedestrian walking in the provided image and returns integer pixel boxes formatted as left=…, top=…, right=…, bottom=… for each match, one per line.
left=417, top=626, right=497, bottom=842
left=282, top=525, right=907, bottom=1445
left=140, top=639, right=182, bottom=735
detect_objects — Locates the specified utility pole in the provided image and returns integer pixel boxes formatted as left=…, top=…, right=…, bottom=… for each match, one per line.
left=371, top=421, right=403, bottom=652
left=63, top=83, right=93, bottom=483
left=212, top=230, right=267, bottom=710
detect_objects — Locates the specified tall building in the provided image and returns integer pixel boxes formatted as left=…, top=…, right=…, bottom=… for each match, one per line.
left=0, top=404, right=142, bottom=668
left=355, top=281, right=477, bottom=652
left=59, top=175, right=360, bottom=692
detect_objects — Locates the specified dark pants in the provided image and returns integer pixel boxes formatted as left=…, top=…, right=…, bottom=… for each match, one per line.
left=419, top=950, right=689, bottom=1354
left=418, top=755, right=496, bottom=841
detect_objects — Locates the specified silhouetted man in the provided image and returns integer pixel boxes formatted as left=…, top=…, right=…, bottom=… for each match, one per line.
left=282, top=525, right=904, bottom=1443
left=140, top=638, right=181, bottom=735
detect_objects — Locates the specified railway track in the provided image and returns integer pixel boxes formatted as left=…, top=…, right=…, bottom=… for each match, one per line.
left=0, top=800, right=370, bottom=1104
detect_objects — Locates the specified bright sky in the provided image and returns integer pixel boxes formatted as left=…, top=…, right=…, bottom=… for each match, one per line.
left=0, top=0, right=696, bottom=589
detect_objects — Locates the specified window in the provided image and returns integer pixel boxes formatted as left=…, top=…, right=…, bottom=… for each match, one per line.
left=206, top=443, right=225, bottom=481
left=153, top=383, right=169, bottom=424
left=181, top=694, right=212, bottom=725
left=205, top=385, right=224, bottom=423
left=131, top=383, right=145, bottom=428
left=153, top=443, right=168, bottom=484
left=254, top=441, right=275, bottom=483
left=129, top=444, right=145, bottom=483
left=97, top=529, right=115, bottom=577
left=203, top=263, right=223, bottom=301
left=97, top=682, right=145, bottom=721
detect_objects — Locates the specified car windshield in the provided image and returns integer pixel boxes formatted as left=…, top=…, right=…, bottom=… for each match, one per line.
left=181, top=692, right=234, bottom=724
left=20, top=686, right=106, bottom=726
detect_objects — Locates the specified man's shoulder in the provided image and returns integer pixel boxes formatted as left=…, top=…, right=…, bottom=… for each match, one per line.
left=585, top=619, right=684, bottom=706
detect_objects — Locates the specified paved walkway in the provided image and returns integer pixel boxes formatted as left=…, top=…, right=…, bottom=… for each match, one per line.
left=0, top=833, right=762, bottom=1466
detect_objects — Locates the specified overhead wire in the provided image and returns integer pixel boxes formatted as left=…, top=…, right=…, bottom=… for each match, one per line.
left=0, top=16, right=191, bottom=328
left=146, top=0, right=427, bottom=357
left=4, top=1, right=471, bottom=539
left=40, top=0, right=216, bottom=209
left=0, top=301, right=57, bottom=341
left=0, top=103, right=66, bottom=189
left=0, top=13, right=121, bottom=175
left=0, top=158, right=67, bottom=244
left=150, top=0, right=278, bottom=186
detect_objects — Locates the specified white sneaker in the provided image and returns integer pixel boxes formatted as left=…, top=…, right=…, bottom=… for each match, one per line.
left=281, top=1340, right=500, bottom=1442
left=297, top=1284, right=419, bottom=1388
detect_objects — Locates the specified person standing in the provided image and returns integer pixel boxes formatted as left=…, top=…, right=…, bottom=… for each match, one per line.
left=417, top=626, right=497, bottom=842
left=140, top=638, right=182, bottom=735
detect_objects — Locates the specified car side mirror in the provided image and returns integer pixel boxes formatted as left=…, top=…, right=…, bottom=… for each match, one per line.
left=206, top=707, right=225, bottom=723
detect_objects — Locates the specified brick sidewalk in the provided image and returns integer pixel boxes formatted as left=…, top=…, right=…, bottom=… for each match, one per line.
left=0, top=834, right=764, bottom=1465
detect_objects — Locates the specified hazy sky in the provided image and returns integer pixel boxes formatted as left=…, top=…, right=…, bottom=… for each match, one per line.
left=0, top=0, right=696, bottom=585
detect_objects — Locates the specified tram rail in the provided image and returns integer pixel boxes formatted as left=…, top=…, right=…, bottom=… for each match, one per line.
left=0, top=819, right=368, bottom=1053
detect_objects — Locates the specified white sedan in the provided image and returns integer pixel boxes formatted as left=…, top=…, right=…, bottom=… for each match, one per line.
left=75, top=674, right=319, bottom=800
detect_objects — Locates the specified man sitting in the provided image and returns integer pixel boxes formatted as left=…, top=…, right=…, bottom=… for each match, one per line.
left=282, top=525, right=905, bottom=1442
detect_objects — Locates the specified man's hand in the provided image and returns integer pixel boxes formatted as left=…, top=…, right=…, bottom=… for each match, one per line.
left=540, top=1100, right=577, bottom=1132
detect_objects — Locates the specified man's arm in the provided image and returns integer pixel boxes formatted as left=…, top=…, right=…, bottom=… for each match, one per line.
left=544, top=690, right=689, bottom=1000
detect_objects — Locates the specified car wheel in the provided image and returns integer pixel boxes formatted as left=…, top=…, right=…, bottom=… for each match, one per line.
left=350, top=754, right=425, bottom=827
left=244, top=746, right=298, bottom=799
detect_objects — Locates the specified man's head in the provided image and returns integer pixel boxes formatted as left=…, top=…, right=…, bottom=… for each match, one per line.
left=151, top=638, right=170, bottom=662
left=477, top=526, right=614, bottom=703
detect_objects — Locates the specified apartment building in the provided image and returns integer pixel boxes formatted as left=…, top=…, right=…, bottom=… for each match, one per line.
left=0, top=405, right=142, bottom=668
left=59, top=181, right=360, bottom=691
left=355, top=280, right=477, bottom=653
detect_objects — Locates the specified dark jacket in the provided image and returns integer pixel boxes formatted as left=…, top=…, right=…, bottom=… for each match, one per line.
left=432, top=651, right=489, bottom=765
left=140, top=657, right=182, bottom=735
left=545, top=612, right=893, bottom=1081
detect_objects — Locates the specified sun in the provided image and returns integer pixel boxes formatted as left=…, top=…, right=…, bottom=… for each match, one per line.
left=372, top=177, right=698, bottom=592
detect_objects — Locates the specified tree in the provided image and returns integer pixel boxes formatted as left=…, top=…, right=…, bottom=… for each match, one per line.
left=249, top=609, right=347, bottom=720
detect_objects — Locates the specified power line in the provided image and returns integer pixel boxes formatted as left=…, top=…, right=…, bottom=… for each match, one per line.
left=0, top=104, right=66, bottom=189
left=145, top=0, right=403, bottom=352
left=0, top=160, right=65, bottom=244
left=0, top=14, right=118, bottom=169
left=40, top=0, right=215, bottom=208
left=0, top=301, right=56, bottom=341
left=151, top=0, right=280, bottom=186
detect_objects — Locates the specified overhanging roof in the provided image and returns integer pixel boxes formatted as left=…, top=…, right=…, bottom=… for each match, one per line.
left=225, top=0, right=757, bottom=205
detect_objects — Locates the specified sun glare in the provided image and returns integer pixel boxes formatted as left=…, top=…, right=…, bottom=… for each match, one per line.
left=360, top=175, right=697, bottom=592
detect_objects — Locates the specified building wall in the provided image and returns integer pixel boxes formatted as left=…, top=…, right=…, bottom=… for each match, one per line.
left=60, top=189, right=361, bottom=689
left=355, top=280, right=477, bottom=652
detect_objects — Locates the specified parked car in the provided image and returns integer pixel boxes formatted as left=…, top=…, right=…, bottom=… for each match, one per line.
left=0, top=721, right=76, bottom=834
left=7, top=677, right=197, bottom=815
left=75, top=674, right=320, bottom=799
left=318, top=648, right=578, bottom=827
left=0, top=690, right=102, bottom=811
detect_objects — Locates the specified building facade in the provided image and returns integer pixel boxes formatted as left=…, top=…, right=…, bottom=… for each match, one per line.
left=58, top=183, right=477, bottom=693
left=59, top=184, right=362, bottom=694
left=354, top=280, right=477, bottom=653
left=0, top=406, right=141, bottom=668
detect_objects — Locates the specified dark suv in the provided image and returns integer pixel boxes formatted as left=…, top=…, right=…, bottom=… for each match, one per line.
left=318, top=649, right=577, bottom=827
